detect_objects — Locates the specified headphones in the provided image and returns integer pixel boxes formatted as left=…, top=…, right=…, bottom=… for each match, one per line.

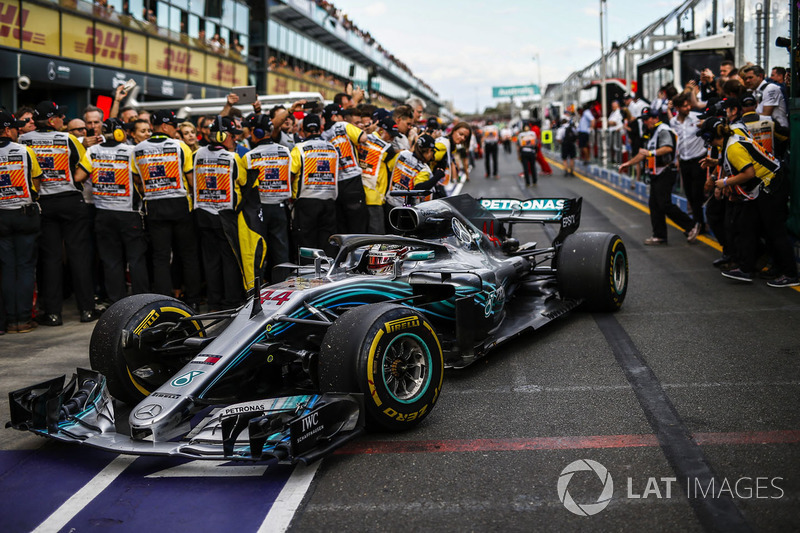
left=253, top=114, right=271, bottom=140
left=103, top=119, right=126, bottom=143
left=214, top=115, right=227, bottom=144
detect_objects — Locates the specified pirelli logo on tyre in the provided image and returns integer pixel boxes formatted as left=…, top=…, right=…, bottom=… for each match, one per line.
left=134, top=310, right=160, bottom=335
left=384, top=316, right=420, bottom=333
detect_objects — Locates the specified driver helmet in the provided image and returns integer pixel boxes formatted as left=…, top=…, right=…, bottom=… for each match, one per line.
left=366, top=244, right=410, bottom=274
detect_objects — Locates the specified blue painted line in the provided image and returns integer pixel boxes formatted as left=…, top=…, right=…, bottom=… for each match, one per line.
left=62, top=457, right=294, bottom=532
left=0, top=448, right=120, bottom=533
left=0, top=449, right=295, bottom=533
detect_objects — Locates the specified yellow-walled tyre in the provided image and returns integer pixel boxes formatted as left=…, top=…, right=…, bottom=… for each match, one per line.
left=557, top=232, right=628, bottom=312
left=89, top=294, right=202, bottom=404
left=319, top=304, right=444, bottom=432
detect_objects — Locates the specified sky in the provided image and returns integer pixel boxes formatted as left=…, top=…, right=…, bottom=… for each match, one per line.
left=328, top=0, right=685, bottom=113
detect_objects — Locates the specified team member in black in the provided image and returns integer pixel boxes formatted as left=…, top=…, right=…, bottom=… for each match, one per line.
left=244, top=113, right=292, bottom=276
left=20, top=101, right=96, bottom=325
left=132, top=110, right=201, bottom=307
left=0, top=110, right=42, bottom=333
left=75, top=118, right=148, bottom=303
left=289, top=114, right=339, bottom=255
left=700, top=117, right=797, bottom=286
left=618, top=107, right=695, bottom=245
left=194, top=117, right=253, bottom=309
left=517, top=122, right=538, bottom=187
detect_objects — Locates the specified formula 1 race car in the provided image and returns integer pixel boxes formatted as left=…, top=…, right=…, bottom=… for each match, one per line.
left=8, top=194, right=628, bottom=464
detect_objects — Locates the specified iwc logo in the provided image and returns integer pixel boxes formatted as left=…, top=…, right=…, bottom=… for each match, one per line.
left=557, top=459, right=614, bottom=516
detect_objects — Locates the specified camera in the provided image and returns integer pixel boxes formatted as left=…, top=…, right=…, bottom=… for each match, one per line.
left=123, top=79, right=137, bottom=92
left=775, top=36, right=790, bottom=52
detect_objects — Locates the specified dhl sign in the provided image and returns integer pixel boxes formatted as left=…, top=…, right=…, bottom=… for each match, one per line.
left=74, top=25, right=139, bottom=65
left=0, top=1, right=55, bottom=53
left=0, top=1, right=245, bottom=88
left=0, top=2, right=45, bottom=46
left=155, top=46, right=199, bottom=78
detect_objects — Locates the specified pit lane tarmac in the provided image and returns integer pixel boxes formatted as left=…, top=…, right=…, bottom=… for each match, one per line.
left=1, top=149, right=798, bottom=532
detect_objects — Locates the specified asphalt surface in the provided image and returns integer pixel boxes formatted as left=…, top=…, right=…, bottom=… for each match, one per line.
left=1, top=149, right=798, bottom=532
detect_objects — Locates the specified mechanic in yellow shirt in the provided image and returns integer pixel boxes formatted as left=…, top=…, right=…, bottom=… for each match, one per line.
left=699, top=117, right=796, bottom=286
left=360, top=115, right=400, bottom=234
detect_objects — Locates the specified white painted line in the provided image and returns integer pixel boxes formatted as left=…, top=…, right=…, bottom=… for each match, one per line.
left=258, top=461, right=321, bottom=533
left=32, top=454, right=136, bottom=533
left=146, top=460, right=270, bottom=478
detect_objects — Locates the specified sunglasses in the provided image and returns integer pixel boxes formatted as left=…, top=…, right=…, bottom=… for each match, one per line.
left=69, top=127, right=87, bottom=133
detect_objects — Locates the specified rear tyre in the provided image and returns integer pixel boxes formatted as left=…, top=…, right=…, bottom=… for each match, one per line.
left=318, top=304, right=444, bottom=432
left=89, top=294, right=202, bottom=404
left=557, top=232, right=628, bottom=311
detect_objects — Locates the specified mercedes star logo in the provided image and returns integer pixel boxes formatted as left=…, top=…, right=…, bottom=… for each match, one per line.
left=134, top=404, right=163, bottom=420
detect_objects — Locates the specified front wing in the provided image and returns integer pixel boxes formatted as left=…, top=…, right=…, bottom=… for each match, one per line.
left=7, top=369, right=364, bottom=465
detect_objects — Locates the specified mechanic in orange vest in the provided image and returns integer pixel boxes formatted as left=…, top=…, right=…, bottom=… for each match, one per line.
left=322, top=103, right=368, bottom=234
left=0, top=109, right=42, bottom=334
left=290, top=114, right=339, bottom=255
left=20, top=101, right=95, bottom=326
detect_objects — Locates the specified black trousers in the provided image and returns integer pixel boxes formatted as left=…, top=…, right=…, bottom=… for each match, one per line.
left=38, top=193, right=95, bottom=314
left=196, top=210, right=243, bottom=310
left=147, top=212, right=201, bottom=303
left=648, top=168, right=694, bottom=240
left=484, top=143, right=499, bottom=176
left=336, top=177, right=368, bottom=234
left=679, top=156, right=706, bottom=226
left=95, top=209, right=149, bottom=303
left=728, top=200, right=760, bottom=273
left=757, top=176, right=797, bottom=277
left=293, top=198, right=337, bottom=256
left=705, top=195, right=730, bottom=255
left=0, top=207, right=39, bottom=324
left=260, top=203, right=291, bottom=281
left=520, top=152, right=538, bottom=185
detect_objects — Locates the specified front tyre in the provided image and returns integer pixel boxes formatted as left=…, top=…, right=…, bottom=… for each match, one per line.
left=319, top=304, right=444, bottom=432
left=89, top=294, right=202, bottom=404
left=557, top=232, right=628, bottom=312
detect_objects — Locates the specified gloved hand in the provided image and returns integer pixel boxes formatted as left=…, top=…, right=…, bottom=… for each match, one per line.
left=433, top=168, right=446, bottom=182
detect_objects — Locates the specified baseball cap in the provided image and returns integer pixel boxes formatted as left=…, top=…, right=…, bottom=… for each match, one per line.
left=623, top=93, right=634, bottom=100
left=245, top=113, right=272, bottom=132
left=639, top=107, right=657, bottom=119
left=209, top=116, right=243, bottom=135
left=416, top=134, right=436, bottom=151
left=0, top=109, right=27, bottom=129
left=698, top=97, right=726, bottom=120
left=377, top=116, right=399, bottom=136
left=426, top=116, right=440, bottom=130
left=740, top=92, right=757, bottom=107
left=696, top=116, right=726, bottom=142
left=322, top=103, right=343, bottom=121
left=721, top=97, right=741, bottom=109
left=34, top=101, right=67, bottom=120
left=372, top=108, right=391, bottom=122
left=302, top=113, right=321, bottom=132
left=151, top=110, right=179, bottom=126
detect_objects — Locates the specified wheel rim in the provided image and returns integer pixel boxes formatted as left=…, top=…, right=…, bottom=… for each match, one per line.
left=612, top=250, right=627, bottom=295
left=124, top=307, right=202, bottom=393
left=381, top=333, right=432, bottom=403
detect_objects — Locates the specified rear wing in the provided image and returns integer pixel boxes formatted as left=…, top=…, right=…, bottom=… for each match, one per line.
left=479, top=197, right=582, bottom=244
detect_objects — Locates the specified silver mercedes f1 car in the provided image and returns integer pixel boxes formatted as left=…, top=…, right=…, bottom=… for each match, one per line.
left=8, top=194, right=628, bottom=464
